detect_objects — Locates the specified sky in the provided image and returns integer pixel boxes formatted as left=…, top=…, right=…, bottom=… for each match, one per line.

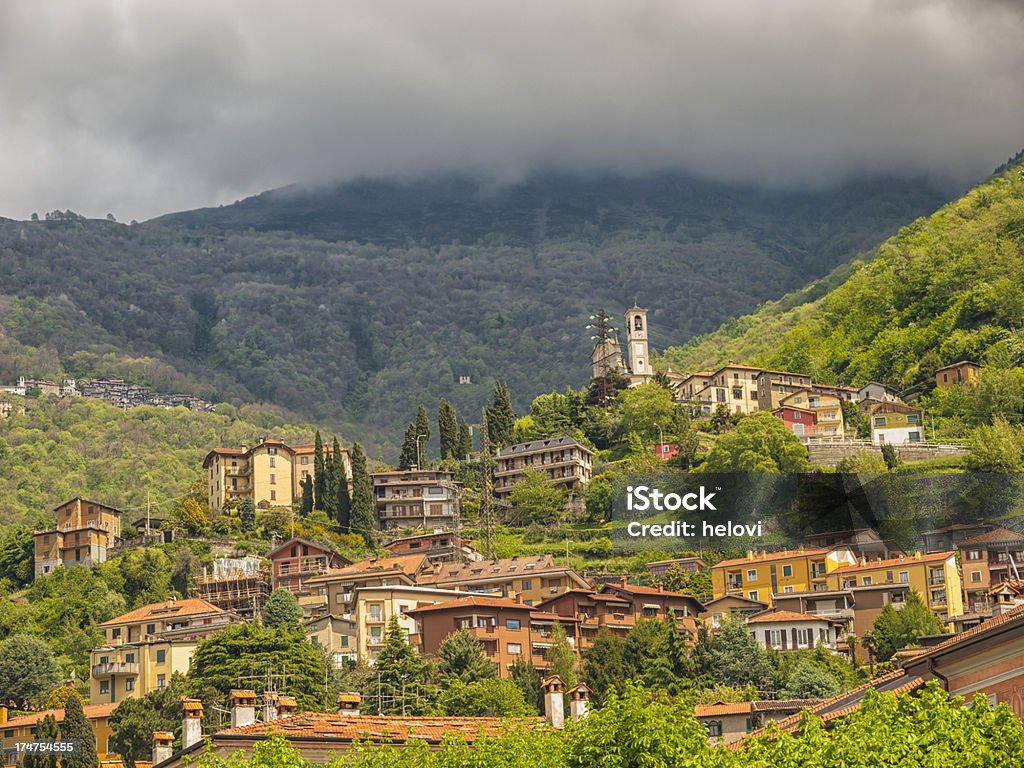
left=1, top=0, right=1022, bottom=221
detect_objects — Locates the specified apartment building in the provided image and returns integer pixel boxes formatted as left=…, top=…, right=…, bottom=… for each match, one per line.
left=89, top=598, right=241, bottom=704
left=303, top=614, right=358, bottom=668
left=825, top=551, right=963, bottom=622
left=352, top=584, right=467, bottom=663
left=304, top=554, right=432, bottom=616
left=33, top=497, right=122, bottom=578
left=869, top=402, right=925, bottom=444
left=267, top=536, right=349, bottom=600
left=690, top=363, right=764, bottom=415
left=493, top=437, right=594, bottom=500
left=711, top=547, right=857, bottom=606
left=383, top=531, right=482, bottom=563
left=417, top=554, right=591, bottom=606
left=406, top=595, right=579, bottom=676
left=203, top=438, right=351, bottom=513
left=746, top=610, right=843, bottom=652
left=755, top=369, right=814, bottom=412
left=645, top=556, right=708, bottom=579
left=371, top=470, right=460, bottom=531
left=0, top=702, right=119, bottom=766
left=935, top=360, right=981, bottom=389
left=779, top=389, right=846, bottom=438
left=958, top=527, right=1024, bottom=615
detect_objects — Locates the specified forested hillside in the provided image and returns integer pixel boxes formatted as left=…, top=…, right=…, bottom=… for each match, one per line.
left=1, top=172, right=949, bottom=453
left=663, top=164, right=1024, bottom=394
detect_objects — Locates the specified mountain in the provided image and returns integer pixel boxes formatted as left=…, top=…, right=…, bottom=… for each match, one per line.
left=661, top=164, right=1024, bottom=392
left=3, top=172, right=952, bottom=453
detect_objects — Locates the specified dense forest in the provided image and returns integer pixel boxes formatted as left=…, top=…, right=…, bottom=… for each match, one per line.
left=0, top=171, right=949, bottom=454
left=663, top=164, right=1024, bottom=398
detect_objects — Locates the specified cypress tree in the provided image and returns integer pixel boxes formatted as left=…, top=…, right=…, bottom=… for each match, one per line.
left=486, top=383, right=515, bottom=448
left=458, top=418, right=474, bottom=459
left=438, top=399, right=459, bottom=460
left=414, top=405, right=432, bottom=465
left=240, top=497, right=256, bottom=532
left=24, top=714, right=58, bottom=768
left=299, top=474, right=314, bottom=517
left=60, top=693, right=98, bottom=768
left=323, top=438, right=339, bottom=521
left=334, top=437, right=351, bottom=530
left=349, top=442, right=375, bottom=545
left=399, top=423, right=419, bottom=470
left=313, top=431, right=326, bottom=510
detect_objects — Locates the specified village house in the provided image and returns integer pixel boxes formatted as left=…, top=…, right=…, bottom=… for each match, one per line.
left=0, top=702, right=119, bottom=766
left=370, top=469, right=461, bottom=531
left=33, top=497, right=122, bottom=578
left=699, top=595, right=769, bottom=628
left=696, top=363, right=764, bottom=415
left=921, top=522, right=995, bottom=553
left=303, top=613, right=358, bottom=667
left=958, top=527, right=1024, bottom=615
left=382, top=531, right=481, bottom=563
left=416, top=554, right=591, bottom=606
left=934, top=360, right=981, bottom=389
left=710, top=548, right=858, bottom=606
left=779, top=389, right=846, bottom=438
left=868, top=401, right=925, bottom=444
left=755, top=369, right=814, bottom=412
left=89, top=598, right=242, bottom=705
left=302, top=553, right=432, bottom=616
left=267, top=537, right=349, bottom=602
left=493, top=437, right=594, bottom=500
left=644, top=556, right=708, bottom=579
left=745, top=609, right=844, bottom=653
left=772, top=404, right=817, bottom=436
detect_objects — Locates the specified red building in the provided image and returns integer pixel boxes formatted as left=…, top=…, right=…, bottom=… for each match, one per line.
left=268, top=537, right=348, bottom=596
left=772, top=406, right=817, bottom=436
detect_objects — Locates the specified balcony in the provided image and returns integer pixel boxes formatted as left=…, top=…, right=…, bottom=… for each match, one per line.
left=92, top=661, right=139, bottom=677
left=811, top=608, right=855, bottom=620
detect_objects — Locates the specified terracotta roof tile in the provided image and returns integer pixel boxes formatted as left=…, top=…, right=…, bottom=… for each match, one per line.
left=831, top=551, right=953, bottom=574
left=746, top=609, right=832, bottom=624
left=100, top=598, right=225, bottom=627
left=902, top=604, right=1024, bottom=667
left=1, top=703, right=118, bottom=729
left=693, top=702, right=752, bottom=716
left=959, top=527, right=1024, bottom=547
left=714, top=549, right=829, bottom=569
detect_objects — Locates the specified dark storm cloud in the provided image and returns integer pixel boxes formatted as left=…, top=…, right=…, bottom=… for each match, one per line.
left=1, top=0, right=1022, bottom=220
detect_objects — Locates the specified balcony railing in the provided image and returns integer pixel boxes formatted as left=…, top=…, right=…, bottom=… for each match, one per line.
left=91, top=661, right=140, bottom=677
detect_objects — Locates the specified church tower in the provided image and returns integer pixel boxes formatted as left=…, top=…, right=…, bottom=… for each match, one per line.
left=625, top=305, right=653, bottom=384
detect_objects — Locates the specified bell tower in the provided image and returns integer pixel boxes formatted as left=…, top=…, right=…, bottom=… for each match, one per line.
left=625, top=304, right=653, bottom=382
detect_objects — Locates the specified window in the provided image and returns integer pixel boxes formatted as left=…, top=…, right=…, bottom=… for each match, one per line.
left=874, top=417, right=886, bottom=426
left=311, top=636, right=319, bottom=646
left=782, top=564, right=793, bottom=578
left=862, top=576, right=872, bottom=586
left=157, top=674, right=166, bottom=689
left=907, top=414, right=920, bottom=425
left=370, top=626, right=383, bottom=640
left=270, top=490, right=276, bottom=501
left=147, top=623, right=156, bottom=635
left=971, top=571, right=982, bottom=583
left=767, top=629, right=784, bottom=647
left=968, top=550, right=982, bottom=560
left=748, top=591, right=759, bottom=601
left=268, top=447, right=276, bottom=455
left=507, top=642, right=522, bottom=655
left=112, top=628, right=121, bottom=639
left=100, top=680, right=110, bottom=695
left=369, top=604, right=383, bottom=621
left=899, top=571, right=910, bottom=584
left=269, top=456, right=276, bottom=468
left=796, top=628, right=810, bottom=646
left=521, top=580, right=532, bottom=591
left=783, top=586, right=794, bottom=594
left=706, top=721, right=723, bottom=738
left=643, top=607, right=657, bottom=617
left=125, top=653, right=135, bottom=663
left=747, top=569, right=758, bottom=581
left=156, top=649, right=166, bottom=663
left=270, top=473, right=276, bottom=485
left=505, top=618, right=522, bottom=630
left=125, top=679, right=135, bottom=692
left=341, top=636, right=349, bottom=647
left=301, top=456, right=309, bottom=465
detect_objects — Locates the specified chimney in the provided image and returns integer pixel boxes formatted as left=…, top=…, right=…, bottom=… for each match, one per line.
left=229, top=689, right=257, bottom=728
left=0, top=706, right=7, bottom=725
left=263, top=691, right=279, bottom=722
left=542, top=675, right=565, bottom=729
left=914, top=550, right=922, bottom=560
left=277, top=695, right=297, bottom=717
left=656, top=581, right=664, bottom=593
left=241, top=444, right=248, bottom=453
left=619, top=576, right=628, bottom=588
left=746, top=550, right=754, bottom=560
left=337, top=691, right=362, bottom=716
left=182, top=699, right=203, bottom=750
left=568, top=683, right=592, bottom=723
left=152, top=731, right=174, bottom=766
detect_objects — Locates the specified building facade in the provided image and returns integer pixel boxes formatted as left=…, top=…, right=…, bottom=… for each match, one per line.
left=417, top=554, right=591, bottom=607
left=371, top=470, right=461, bottom=531
left=868, top=402, right=925, bottom=444
left=935, top=361, right=981, bottom=389
left=772, top=405, right=817, bottom=436
left=267, top=537, right=348, bottom=601
left=958, top=528, right=1024, bottom=615
left=33, top=498, right=122, bottom=578
left=779, top=389, right=846, bottom=438
left=711, top=548, right=858, bottom=606
left=0, top=702, right=118, bottom=766
left=493, top=437, right=594, bottom=500
left=746, top=610, right=843, bottom=652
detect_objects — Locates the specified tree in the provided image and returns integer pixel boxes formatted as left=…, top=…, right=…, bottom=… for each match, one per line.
left=414, top=404, right=432, bottom=463
left=187, top=624, right=328, bottom=711
left=617, top=382, right=677, bottom=445
left=708, top=616, right=776, bottom=691
left=865, top=592, right=944, bottom=661
left=486, top=383, right=516, bottom=448
left=697, top=411, right=810, bottom=473
left=584, top=472, right=614, bottom=522
left=299, top=473, right=314, bottom=517
left=439, top=678, right=534, bottom=717
left=508, top=469, right=567, bottom=524
left=622, top=618, right=678, bottom=693
left=582, top=629, right=627, bottom=703
left=967, top=418, right=1024, bottom=471
left=509, top=656, right=544, bottom=714
left=780, top=658, right=842, bottom=699
left=0, top=524, right=34, bottom=587
left=437, top=629, right=497, bottom=684
left=399, top=423, right=419, bottom=470
left=660, top=564, right=712, bottom=601
left=546, top=622, right=578, bottom=690
left=323, top=438, right=339, bottom=521
left=367, top=616, right=435, bottom=715
left=313, top=431, right=327, bottom=510
left=108, top=696, right=165, bottom=768
left=880, top=442, right=899, bottom=470
left=178, top=497, right=207, bottom=532
left=348, top=442, right=375, bottom=545
left=458, top=418, right=474, bottom=458
left=23, top=714, right=59, bottom=768
left=335, top=445, right=351, bottom=531
left=45, top=685, right=83, bottom=710
left=438, top=400, right=459, bottom=460
left=263, top=588, right=304, bottom=632
left=240, top=497, right=256, bottom=532
left=60, top=693, right=99, bottom=768
left=0, top=634, right=61, bottom=708
left=96, top=547, right=174, bottom=608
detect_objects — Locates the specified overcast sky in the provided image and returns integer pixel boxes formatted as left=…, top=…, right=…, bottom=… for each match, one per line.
left=1, top=0, right=1022, bottom=221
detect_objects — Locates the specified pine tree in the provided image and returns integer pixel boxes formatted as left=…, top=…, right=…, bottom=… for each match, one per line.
left=23, top=713, right=58, bottom=768
left=313, top=431, right=326, bottom=510
left=60, top=693, right=98, bottom=768
left=509, top=656, right=543, bottom=714
left=263, top=588, right=304, bottom=632
left=336, top=445, right=352, bottom=531
left=399, top=423, right=419, bottom=470
left=438, top=399, right=459, bottom=460
left=583, top=629, right=627, bottom=704
left=368, top=616, right=435, bottom=715
left=239, top=497, right=256, bottom=532
left=349, top=442, right=375, bottom=545
left=486, top=383, right=515, bottom=448
left=458, top=418, right=474, bottom=458
left=438, top=629, right=497, bottom=684
left=299, top=474, right=314, bottom=517
left=547, top=622, right=578, bottom=689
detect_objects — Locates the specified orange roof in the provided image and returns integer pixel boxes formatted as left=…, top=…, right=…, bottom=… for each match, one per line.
left=308, top=554, right=429, bottom=584
left=405, top=595, right=532, bottom=614
left=100, top=597, right=225, bottom=627
left=602, top=583, right=702, bottom=602
left=693, top=702, right=752, bottom=716
left=831, top=551, right=953, bottom=574
left=903, top=604, right=1024, bottom=667
left=959, top=527, right=1024, bottom=547
left=1, top=702, right=118, bottom=729
left=715, top=549, right=828, bottom=569
left=746, top=610, right=829, bottom=624
left=217, top=713, right=543, bottom=743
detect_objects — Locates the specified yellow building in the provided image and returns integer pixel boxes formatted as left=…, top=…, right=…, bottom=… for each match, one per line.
left=711, top=548, right=857, bottom=606
left=0, top=702, right=120, bottom=766
left=33, top=498, right=122, bottom=578
left=780, top=389, right=846, bottom=438
left=692, top=363, right=764, bottom=415
left=935, top=361, right=981, bottom=390
left=351, top=584, right=468, bottom=663
left=869, top=402, right=925, bottom=445
left=203, top=439, right=351, bottom=513
left=825, top=551, right=963, bottom=622
left=89, top=598, right=242, bottom=705
left=755, top=369, right=814, bottom=412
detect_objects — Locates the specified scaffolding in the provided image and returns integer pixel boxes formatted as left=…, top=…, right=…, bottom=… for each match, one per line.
left=194, top=557, right=271, bottom=618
